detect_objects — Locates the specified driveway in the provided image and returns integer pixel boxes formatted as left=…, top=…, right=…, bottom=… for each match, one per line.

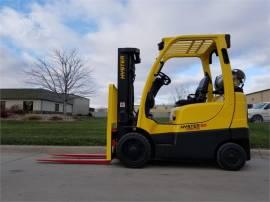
left=1, top=146, right=269, bottom=202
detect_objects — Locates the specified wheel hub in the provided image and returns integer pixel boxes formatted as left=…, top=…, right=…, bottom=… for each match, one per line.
left=128, top=146, right=139, bottom=156
left=121, top=139, right=145, bottom=161
left=224, top=149, right=240, bottom=164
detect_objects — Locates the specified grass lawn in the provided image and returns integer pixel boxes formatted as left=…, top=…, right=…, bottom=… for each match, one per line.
left=249, top=123, right=270, bottom=149
left=1, top=118, right=269, bottom=148
left=0, top=118, right=106, bottom=146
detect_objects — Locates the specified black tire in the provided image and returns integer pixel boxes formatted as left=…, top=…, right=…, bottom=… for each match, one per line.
left=217, top=143, right=247, bottom=171
left=251, top=115, right=263, bottom=123
left=116, top=133, right=151, bottom=168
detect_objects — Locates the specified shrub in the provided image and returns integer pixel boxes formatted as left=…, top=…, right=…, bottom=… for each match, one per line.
left=27, top=115, right=42, bottom=120
left=15, top=109, right=25, bottom=115
left=8, top=105, right=25, bottom=115
left=0, top=110, right=8, bottom=118
left=49, top=116, right=63, bottom=121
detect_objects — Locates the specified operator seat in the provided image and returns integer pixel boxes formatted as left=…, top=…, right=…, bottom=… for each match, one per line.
left=175, top=74, right=211, bottom=107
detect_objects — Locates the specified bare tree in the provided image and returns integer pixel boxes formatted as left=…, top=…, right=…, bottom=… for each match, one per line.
left=26, top=49, right=94, bottom=115
left=172, top=83, right=193, bottom=103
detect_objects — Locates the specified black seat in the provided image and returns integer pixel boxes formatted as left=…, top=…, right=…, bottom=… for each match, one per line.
left=175, top=74, right=211, bottom=107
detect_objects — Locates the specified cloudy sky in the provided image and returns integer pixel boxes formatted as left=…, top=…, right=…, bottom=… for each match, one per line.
left=0, top=0, right=269, bottom=107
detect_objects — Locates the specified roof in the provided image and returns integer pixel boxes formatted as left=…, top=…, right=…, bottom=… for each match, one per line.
left=165, top=39, right=214, bottom=57
left=246, top=88, right=270, bottom=95
left=160, top=34, right=229, bottom=59
left=0, top=88, right=88, bottom=104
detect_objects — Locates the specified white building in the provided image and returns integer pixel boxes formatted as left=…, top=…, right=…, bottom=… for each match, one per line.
left=0, top=88, right=89, bottom=115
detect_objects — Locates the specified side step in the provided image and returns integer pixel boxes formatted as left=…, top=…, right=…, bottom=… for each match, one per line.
left=37, top=153, right=111, bottom=165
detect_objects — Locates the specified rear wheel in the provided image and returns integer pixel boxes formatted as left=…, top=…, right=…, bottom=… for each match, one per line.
left=116, top=133, right=151, bottom=168
left=217, top=143, right=247, bottom=171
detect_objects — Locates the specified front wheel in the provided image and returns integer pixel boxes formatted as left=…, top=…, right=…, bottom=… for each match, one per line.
left=116, top=133, right=151, bottom=168
left=217, top=143, right=247, bottom=171
left=251, top=115, right=263, bottom=123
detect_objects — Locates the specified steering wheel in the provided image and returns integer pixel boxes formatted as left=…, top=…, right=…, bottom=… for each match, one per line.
left=158, top=72, right=171, bottom=85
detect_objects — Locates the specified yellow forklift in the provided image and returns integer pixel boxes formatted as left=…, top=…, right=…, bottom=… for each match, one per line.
left=106, top=34, right=250, bottom=170
left=39, top=34, right=250, bottom=170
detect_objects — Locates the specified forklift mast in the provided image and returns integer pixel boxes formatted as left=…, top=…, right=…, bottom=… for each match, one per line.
left=117, top=48, right=141, bottom=131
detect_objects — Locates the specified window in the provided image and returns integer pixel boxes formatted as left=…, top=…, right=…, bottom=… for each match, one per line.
left=253, top=103, right=266, bottom=109
left=55, top=104, right=59, bottom=112
left=247, top=104, right=253, bottom=109
left=149, top=57, right=202, bottom=123
left=154, top=57, right=202, bottom=106
left=264, top=104, right=270, bottom=110
left=1, top=101, right=6, bottom=111
left=23, top=101, right=33, bottom=112
left=210, top=51, right=223, bottom=92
